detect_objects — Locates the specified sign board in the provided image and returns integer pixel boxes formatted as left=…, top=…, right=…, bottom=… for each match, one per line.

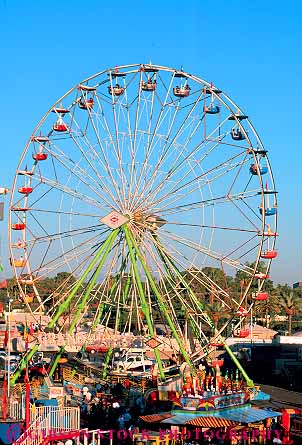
left=49, top=386, right=65, bottom=398
left=100, top=211, right=129, bottom=229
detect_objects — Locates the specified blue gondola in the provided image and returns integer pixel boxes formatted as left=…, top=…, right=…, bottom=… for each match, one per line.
left=204, top=104, right=220, bottom=114
left=250, top=164, right=268, bottom=175
left=231, top=128, right=245, bottom=141
left=259, top=207, right=277, bottom=216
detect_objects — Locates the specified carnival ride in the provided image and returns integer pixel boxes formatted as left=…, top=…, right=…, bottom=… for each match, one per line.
left=7, top=64, right=278, bottom=387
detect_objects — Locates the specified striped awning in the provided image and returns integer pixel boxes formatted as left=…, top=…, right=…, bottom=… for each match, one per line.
left=186, top=416, right=237, bottom=428
left=210, top=407, right=282, bottom=424
left=140, top=413, right=173, bottom=423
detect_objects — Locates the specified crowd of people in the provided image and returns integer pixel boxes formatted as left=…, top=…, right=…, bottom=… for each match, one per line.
left=69, top=380, right=147, bottom=432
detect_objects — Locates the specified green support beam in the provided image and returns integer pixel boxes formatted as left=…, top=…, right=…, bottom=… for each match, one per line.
left=124, top=226, right=195, bottom=375
left=123, top=225, right=166, bottom=380
left=224, top=342, right=254, bottom=387
left=152, top=235, right=254, bottom=386
left=10, top=344, right=40, bottom=386
left=48, top=229, right=119, bottom=377
left=49, top=229, right=119, bottom=329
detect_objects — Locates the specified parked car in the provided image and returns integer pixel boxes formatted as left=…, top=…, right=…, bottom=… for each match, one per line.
left=85, top=344, right=109, bottom=354
left=114, top=352, right=154, bottom=373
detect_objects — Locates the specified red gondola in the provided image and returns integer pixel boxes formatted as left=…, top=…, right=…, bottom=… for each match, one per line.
left=18, top=186, right=33, bottom=194
left=209, top=342, right=224, bottom=347
left=252, top=292, right=268, bottom=301
left=235, top=329, right=249, bottom=338
left=260, top=250, right=278, bottom=259
left=53, top=119, right=68, bottom=132
left=12, top=223, right=26, bottom=230
left=173, top=85, right=190, bottom=97
left=254, top=272, right=269, bottom=279
left=263, top=225, right=278, bottom=237
left=79, top=98, right=94, bottom=110
left=31, top=135, right=49, bottom=143
left=33, top=153, right=48, bottom=161
left=236, top=306, right=248, bottom=317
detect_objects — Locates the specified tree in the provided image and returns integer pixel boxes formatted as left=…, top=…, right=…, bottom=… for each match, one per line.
left=273, top=286, right=302, bottom=335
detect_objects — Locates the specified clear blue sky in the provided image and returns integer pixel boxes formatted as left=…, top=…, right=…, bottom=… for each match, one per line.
left=0, top=0, right=300, bottom=285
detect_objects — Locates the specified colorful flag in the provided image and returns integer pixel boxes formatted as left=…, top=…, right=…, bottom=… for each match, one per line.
left=0, top=264, right=3, bottom=272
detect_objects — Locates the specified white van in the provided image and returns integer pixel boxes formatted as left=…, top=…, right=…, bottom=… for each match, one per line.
left=114, top=351, right=154, bottom=373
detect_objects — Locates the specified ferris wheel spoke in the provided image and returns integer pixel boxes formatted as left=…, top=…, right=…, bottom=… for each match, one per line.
left=147, top=150, right=248, bottom=212
left=108, top=74, right=130, bottom=209
left=67, top=125, right=124, bottom=208
left=135, top=111, right=231, bottom=208
left=130, top=71, right=177, bottom=207
left=155, top=189, right=260, bottom=219
left=25, top=207, right=102, bottom=218
left=27, top=230, right=110, bottom=282
left=146, top=234, right=217, bottom=329
left=135, top=236, right=185, bottom=335
left=29, top=175, right=105, bottom=209
left=150, top=232, right=231, bottom=303
left=159, top=228, right=259, bottom=278
left=229, top=197, right=262, bottom=231
left=132, top=94, right=205, bottom=210
left=133, top=92, right=206, bottom=208
left=136, top=228, right=210, bottom=342
left=165, top=221, right=259, bottom=234
left=25, top=222, right=108, bottom=245
left=84, top=95, right=128, bottom=209
left=45, top=140, right=119, bottom=210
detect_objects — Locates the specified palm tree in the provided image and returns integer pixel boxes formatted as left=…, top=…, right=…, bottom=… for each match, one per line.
left=205, top=301, right=230, bottom=331
left=273, top=288, right=301, bottom=335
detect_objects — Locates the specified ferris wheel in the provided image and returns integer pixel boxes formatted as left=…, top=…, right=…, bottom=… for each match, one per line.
left=8, top=64, right=277, bottom=381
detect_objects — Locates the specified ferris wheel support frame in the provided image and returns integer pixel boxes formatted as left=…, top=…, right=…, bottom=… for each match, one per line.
left=8, top=63, right=278, bottom=388
left=48, top=229, right=119, bottom=329
left=124, top=225, right=195, bottom=376
left=224, top=343, right=254, bottom=387
left=10, top=229, right=119, bottom=384
left=49, top=229, right=119, bottom=377
left=123, top=225, right=166, bottom=380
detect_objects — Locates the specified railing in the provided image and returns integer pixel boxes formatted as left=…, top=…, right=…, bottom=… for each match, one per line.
left=14, top=406, right=80, bottom=445
left=12, top=381, right=49, bottom=400
left=10, top=400, right=23, bottom=419
left=79, top=429, right=114, bottom=445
